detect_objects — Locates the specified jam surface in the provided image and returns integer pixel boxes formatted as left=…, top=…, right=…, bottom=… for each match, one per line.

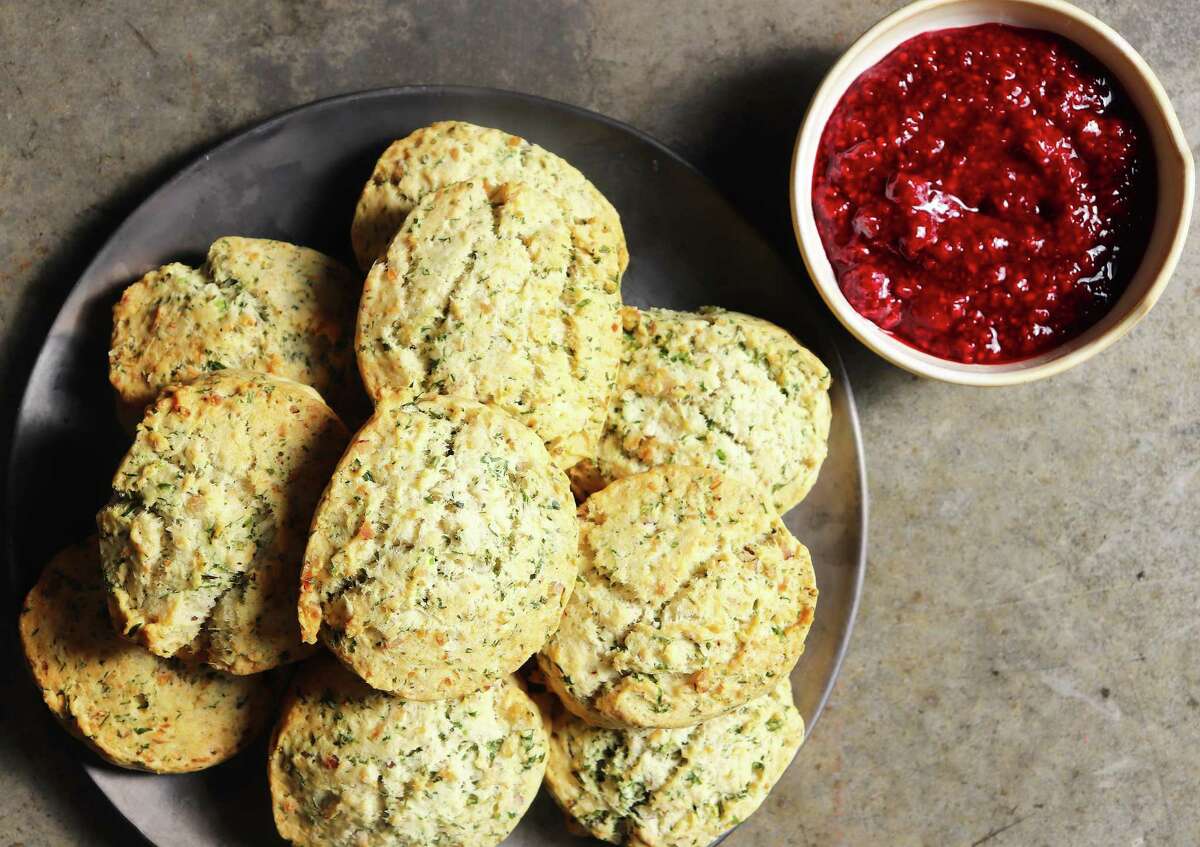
left=813, top=24, right=1155, bottom=363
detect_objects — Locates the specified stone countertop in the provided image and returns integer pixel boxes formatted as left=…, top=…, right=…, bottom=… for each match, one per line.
left=1, top=2, right=1196, bottom=845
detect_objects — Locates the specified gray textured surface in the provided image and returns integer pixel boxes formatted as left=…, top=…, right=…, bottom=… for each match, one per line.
left=1, top=1, right=1196, bottom=845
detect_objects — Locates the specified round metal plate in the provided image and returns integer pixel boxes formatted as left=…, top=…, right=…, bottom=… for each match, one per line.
left=5, top=86, right=866, bottom=846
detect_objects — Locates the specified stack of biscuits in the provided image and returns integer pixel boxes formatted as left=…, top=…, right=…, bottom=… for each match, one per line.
left=19, top=121, right=833, bottom=847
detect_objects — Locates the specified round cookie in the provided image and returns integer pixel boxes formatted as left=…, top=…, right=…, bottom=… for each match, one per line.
left=108, top=236, right=356, bottom=413
left=539, top=465, right=817, bottom=729
left=570, top=306, right=832, bottom=513
left=356, top=179, right=621, bottom=469
left=350, top=120, right=628, bottom=282
left=269, top=656, right=547, bottom=847
left=544, top=678, right=805, bottom=847
left=299, top=394, right=578, bottom=699
left=18, top=538, right=274, bottom=773
left=97, top=370, right=349, bottom=674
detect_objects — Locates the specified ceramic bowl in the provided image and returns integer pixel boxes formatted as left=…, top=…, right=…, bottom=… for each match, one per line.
left=790, top=0, right=1193, bottom=385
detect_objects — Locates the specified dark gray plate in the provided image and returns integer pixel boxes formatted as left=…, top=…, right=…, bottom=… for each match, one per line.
left=5, top=86, right=866, bottom=846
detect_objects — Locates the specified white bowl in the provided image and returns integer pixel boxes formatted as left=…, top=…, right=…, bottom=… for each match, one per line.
left=790, top=0, right=1193, bottom=386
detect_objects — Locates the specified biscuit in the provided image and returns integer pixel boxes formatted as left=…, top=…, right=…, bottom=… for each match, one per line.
left=356, top=179, right=621, bottom=469
left=544, top=678, right=805, bottom=847
left=18, top=538, right=274, bottom=772
left=97, top=370, right=348, bottom=673
left=269, top=657, right=547, bottom=847
left=108, top=236, right=356, bottom=412
left=571, top=307, right=832, bottom=513
left=539, top=465, right=817, bottom=728
left=350, top=120, right=628, bottom=282
left=299, top=394, right=578, bottom=699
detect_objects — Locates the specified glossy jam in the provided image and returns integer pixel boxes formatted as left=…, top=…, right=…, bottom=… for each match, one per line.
left=813, top=24, right=1155, bottom=363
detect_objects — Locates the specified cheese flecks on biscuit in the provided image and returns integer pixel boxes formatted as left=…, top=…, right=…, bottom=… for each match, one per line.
left=540, top=465, right=817, bottom=729
left=270, top=658, right=546, bottom=847
left=19, top=538, right=273, bottom=772
left=350, top=120, right=627, bottom=281
left=97, top=370, right=348, bottom=674
left=108, top=236, right=356, bottom=411
left=544, top=678, right=805, bottom=847
left=300, top=395, right=578, bottom=699
left=357, top=180, right=620, bottom=470
left=571, top=306, right=832, bottom=513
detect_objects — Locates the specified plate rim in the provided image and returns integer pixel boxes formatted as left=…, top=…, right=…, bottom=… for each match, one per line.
left=4, top=83, right=868, bottom=842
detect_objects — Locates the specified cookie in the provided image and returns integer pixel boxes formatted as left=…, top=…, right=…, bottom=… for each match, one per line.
left=269, top=657, right=547, bottom=847
left=350, top=120, right=628, bottom=283
left=544, top=678, right=805, bottom=847
left=97, top=370, right=348, bottom=673
left=571, top=307, right=832, bottom=513
left=108, top=236, right=356, bottom=412
left=18, top=538, right=274, bottom=772
left=356, top=179, right=621, bottom=469
left=539, top=465, right=817, bottom=728
left=299, top=394, right=578, bottom=699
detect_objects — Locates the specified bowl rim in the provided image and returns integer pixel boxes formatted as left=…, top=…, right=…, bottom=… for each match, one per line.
left=789, top=0, right=1195, bottom=386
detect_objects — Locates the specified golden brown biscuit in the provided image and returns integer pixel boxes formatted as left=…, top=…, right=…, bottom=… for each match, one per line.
left=299, top=395, right=578, bottom=699
left=539, top=465, right=817, bottom=728
left=108, top=236, right=356, bottom=412
left=19, top=538, right=274, bottom=772
left=356, top=180, right=621, bottom=469
left=571, top=306, right=832, bottom=512
left=350, top=120, right=627, bottom=282
left=269, top=657, right=547, bottom=847
left=544, top=678, right=805, bottom=847
left=97, top=370, right=348, bottom=673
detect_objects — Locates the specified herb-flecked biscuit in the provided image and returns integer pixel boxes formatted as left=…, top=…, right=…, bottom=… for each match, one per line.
left=269, top=656, right=547, bottom=847
left=299, top=394, right=578, bottom=699
left=108, top=236, right=356, bottom=411
left=350, top=120, right=628, bottom=282
left=19, top=539, right=274, bottom=773
left=570, top=307, right=832, bottom=513
left=97, top=370, right=349, bottom=674
left=539, top=465, right=817, bottom=729
left=544, top=678, right=805, bottom=847
left=356, top=179, right=621, bottom=469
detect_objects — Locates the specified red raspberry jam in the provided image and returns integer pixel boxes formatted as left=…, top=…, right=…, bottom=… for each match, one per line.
left=812, top=24, right=1155, bottom=363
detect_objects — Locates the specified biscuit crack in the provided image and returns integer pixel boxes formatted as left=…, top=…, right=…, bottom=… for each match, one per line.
left=724, top=320, right=796, bottom=399
left=587, top=521, right=779, bottom=709
left=409, top=234, right=482, bottom=383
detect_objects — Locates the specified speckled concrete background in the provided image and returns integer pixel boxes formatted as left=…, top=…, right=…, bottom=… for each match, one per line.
left=1, top=1, right=1196, bottom=845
